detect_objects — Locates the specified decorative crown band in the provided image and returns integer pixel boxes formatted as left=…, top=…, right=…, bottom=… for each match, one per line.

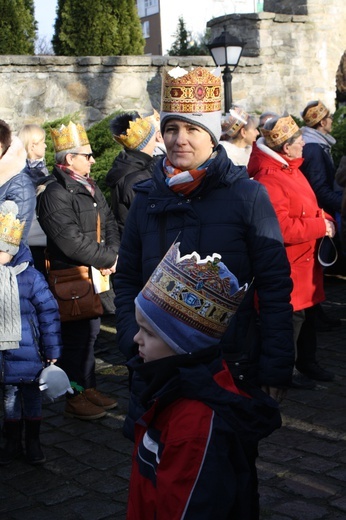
left=50, top=121, right=89, bottom=152
left=0, top=208, right=25, bottom=247
left=261, top=115, right=299, bottom=148
left=113, top=117, right=154, bottom=150
left=161, top=67, right=221, bottom=114
left=222, top=106, right=249, bottom=137
left=142, top=242, right=247, bottom=339
left=302, top=100, right=329, bottom=127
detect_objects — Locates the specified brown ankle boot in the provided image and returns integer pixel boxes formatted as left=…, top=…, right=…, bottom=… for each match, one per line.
left=84, top=388, right=118, bottom=410
left=64, top=393, right=106, bottom=420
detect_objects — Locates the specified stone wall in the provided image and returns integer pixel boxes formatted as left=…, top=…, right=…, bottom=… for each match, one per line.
left=208, top=3, right=346, bottom=116
left=0, top=0, right=345, bottom=131
left=0, top=55, right=216, bottom=131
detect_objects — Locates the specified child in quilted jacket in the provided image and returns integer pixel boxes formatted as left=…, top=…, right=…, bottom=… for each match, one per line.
left=0, top=201, right=62, bottom=465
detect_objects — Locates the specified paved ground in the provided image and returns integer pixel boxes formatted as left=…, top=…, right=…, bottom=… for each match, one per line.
left=1, top=274, right=346, bottom=520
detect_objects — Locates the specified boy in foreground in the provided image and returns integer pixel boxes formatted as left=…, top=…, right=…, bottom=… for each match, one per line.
left=126, top=242, right=282, bottom=520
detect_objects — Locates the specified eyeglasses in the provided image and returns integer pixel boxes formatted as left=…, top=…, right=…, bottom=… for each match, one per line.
left=72, top=153, right=94, bottom=160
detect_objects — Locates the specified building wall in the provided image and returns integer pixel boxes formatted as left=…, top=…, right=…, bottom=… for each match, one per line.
left=1, top=2, right=344, bottom=132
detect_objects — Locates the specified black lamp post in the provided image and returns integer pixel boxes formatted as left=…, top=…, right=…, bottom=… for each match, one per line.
left=207, top=26, right=244, bottom=114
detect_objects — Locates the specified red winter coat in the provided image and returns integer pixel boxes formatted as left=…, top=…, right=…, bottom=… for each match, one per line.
left=248, top=140, right=328, bottom=311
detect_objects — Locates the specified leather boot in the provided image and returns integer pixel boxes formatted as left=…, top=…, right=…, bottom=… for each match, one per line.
left=0, top=420, right=23, bottom=465
left=64, top=392, right=106, bottom=420
left=25, top=419, right=46, bottom=465
left=84, top=388, right=118, bottom=410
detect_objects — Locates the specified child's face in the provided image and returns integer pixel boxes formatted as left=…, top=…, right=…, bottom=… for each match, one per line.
left=134, top=307, right=175, bottom=363
left=0, top=252, right=13, bottom=265
left=29, top=135, right=46, bottom=160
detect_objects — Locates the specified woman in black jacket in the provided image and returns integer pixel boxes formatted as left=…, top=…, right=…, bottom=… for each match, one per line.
left=37, top=121, right=120, bottom=420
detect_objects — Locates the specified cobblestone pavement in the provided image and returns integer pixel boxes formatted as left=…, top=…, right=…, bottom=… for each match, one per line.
left=1, top=275, right=346, bottom=520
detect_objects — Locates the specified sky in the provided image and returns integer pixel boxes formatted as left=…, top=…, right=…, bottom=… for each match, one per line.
left=34, top=0, right=58, bottom=41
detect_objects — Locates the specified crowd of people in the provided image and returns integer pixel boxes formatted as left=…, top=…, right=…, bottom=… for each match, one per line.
left=0, top=64, right=344, bottom=519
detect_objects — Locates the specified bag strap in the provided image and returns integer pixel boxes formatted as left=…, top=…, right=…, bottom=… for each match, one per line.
left=97, top=212, right=101, bottom=243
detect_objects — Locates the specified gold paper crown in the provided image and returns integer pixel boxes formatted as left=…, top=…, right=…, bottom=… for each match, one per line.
left=142, top=242, right=248, bottom=339
left=0, top=201, right=25, bottom=248
left=302, top=100, right=329, bottom=127
left=261, top=115, right=299, bottom=148
left=222, top=106, right=249, bottom=137
left=161, top=67, right=221, bottom=114
left=113, top=117, right=154, bottom=150
left=50, top=121, right=89, bottom=152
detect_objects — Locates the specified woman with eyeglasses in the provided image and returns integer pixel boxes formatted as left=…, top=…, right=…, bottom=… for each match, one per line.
left=300, top=100, right=342, bottom=219
left=36, top=121, right=120, bottom=421
left=248, top=114, right=336, bottom=390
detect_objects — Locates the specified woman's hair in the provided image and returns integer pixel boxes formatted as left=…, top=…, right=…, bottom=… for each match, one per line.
left=0, top=120, right=12, bottom=154
left=263, top=116, right=302, bottom=152
left=18, top=124, right=45, bottom=154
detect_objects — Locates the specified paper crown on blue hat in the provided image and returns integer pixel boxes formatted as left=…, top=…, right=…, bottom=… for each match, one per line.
left=135, top=242, right=248, bottom=354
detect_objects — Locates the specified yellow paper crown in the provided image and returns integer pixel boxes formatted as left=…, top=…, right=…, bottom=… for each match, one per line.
left=50, top=121, right=89, bottom=152
left=302, top=100, right=329, bottom=127
left=0, top=201, right=25, bottom=248
left=113, top=118, right=154, bottom=150
left=161, top=67, right=221, bottom=114
left=261, top=115, right=299, bottom=148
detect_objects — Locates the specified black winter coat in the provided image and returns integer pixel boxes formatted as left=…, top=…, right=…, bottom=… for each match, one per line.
left=114, top=145, right=294, bottom=388
left=36, top=166, right=120, bottom=270
left=105, top=149, right=158, bottom=236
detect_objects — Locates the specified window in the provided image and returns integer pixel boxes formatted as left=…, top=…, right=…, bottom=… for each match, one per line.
left=142, top=21, right=150, bottom=39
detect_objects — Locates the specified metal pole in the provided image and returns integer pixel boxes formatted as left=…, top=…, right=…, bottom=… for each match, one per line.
left=223, top=65, right=233, bottom=114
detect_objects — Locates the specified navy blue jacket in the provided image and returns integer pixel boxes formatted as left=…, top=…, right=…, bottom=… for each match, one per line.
left=115, top=145, right=294, bottom=388
left=301, top=142, right=342, bottom=216
left=1, top=244, right=62, bottom=384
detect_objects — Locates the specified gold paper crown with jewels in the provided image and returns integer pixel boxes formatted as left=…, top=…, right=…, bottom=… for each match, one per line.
left=302, top=100, right=329, bottom=127
left=0, top=201, right=25, bottom=249
left=261, top=115, right=299, bottom=148
left=161, top=67, right=221, bottom=114
left=50, top=121, right=89, bottom=152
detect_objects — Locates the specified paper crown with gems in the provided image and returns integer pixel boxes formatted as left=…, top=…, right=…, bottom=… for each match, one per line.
left=135, top=242, right=248, bottom=354
left=111, top=112, right=155, bottom=151
left=160, top=66, right=222, bottom=146
left=0, top=201, right=25, bottom=255
left=261, top=115, right=299, bottom=148
left=302, top=100, right=329, bottom=127
left=50, top=121, right=90, bottom=152
left=222, top=105, right=249, bottom=137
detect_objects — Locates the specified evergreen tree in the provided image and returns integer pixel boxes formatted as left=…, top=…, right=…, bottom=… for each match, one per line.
left=169, top=17, right=190, bottom=56
left=53, top=0, right=144, bottom=56
left=0, top=0, right=36, bottom=55
left=169, top=17, right=209, bottom=56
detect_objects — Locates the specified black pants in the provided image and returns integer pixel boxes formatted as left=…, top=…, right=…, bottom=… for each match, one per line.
left=58, top=317, right=101, bottom=389
left=293, top=305, right=317, bottom=368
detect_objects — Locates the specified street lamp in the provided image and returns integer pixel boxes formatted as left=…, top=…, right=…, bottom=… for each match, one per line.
left=207, top=26, right=245, bottom=114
